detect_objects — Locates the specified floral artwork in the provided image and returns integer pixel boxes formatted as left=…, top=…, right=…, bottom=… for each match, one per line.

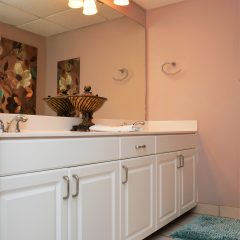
left=57, top=58, right=80, bottom=95
left=0, top=37, right=37, bottom=114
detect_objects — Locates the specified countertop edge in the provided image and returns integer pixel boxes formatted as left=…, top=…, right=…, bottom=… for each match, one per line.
left=0, top=130, right=197, bottom=139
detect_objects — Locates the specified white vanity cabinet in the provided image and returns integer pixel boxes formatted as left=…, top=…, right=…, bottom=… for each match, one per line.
left=0, top=169, right=68, bottom=240
left=119, top=136, right=156, bottom=240
left=0, top=161, right=120, bottom=240
left=0, top=132, right=197, bottom=240
left=0, top=137, right=120, bottom=240
left=156, top=135, right=197, bottom=230
left=70, top=161, right=120, bottom=240
left=156, top=152, right=179, bottom=229
left=179, top=149, right=197, bottom=215
left=120, top=155, right=155, bottom=240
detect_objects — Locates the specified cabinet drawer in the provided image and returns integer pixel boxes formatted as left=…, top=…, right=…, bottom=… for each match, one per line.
left=0, top=137, right=119, bottom=176
left=156, top=134, right=196, bottom=154
left=120, top=136, right=155, bottom=159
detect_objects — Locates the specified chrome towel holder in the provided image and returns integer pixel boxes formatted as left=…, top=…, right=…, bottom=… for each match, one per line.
left=162, top=62, right=182, bottom=75
left=112, top=68, right=129, bottom=81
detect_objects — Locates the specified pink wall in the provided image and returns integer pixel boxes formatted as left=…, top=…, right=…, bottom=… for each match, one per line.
left=147, top=0, right=240, bottom=207
left=0, top=22, right=46, bottom=115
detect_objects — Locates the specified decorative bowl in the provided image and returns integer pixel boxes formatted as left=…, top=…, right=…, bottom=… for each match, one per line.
left=43, top=96, right=76, bottom=117
left=68, top=95, right=107, bottom=113
left=68, top=86, right=107, bottom=131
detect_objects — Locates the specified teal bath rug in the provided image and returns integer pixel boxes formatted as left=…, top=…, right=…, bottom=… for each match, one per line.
left=170, top=215, right=240, bottom=240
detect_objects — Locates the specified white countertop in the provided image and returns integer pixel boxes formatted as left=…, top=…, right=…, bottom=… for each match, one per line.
left=0, top=114, right=197, bottom=139
left=0, top=121, right=197, bottom=138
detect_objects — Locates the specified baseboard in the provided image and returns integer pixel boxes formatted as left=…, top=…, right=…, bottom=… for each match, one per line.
left=192, top=203, right=219, bottom=216
left=219, top=206, right=240, bottom=219
left=191, top=203, right=240, bottom=219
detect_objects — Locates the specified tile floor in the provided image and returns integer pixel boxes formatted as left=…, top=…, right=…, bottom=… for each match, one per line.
left=144, top=212, right=200, bottom=240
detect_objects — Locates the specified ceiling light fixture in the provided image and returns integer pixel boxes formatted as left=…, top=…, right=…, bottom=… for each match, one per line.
left=83, top=0, right=98, bottom=15
left=68, top=0, right=129, bottom=15
left=113, top=0, right=129, bottom=6
left=68, top=0, right=84, bottom=8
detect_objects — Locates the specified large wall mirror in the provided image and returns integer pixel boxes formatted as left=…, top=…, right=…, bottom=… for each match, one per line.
left=0, top=0, right=146, bottom=120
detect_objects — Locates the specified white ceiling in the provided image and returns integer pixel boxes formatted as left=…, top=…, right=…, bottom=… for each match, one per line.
left=132, top=0, right=185, bottom=10
left=0, top=0, right=123, bottom=37
left=0, top=0, right=185, bottom=37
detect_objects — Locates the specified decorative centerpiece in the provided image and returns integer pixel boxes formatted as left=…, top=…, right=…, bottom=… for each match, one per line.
left=43, top=95, right=76, bottom=117
left=68, top=86, right=107, bottom=131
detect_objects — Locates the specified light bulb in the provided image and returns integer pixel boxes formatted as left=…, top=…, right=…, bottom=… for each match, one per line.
left=83, top=0, right=98, bottom=15
left=68, top=0, right=83, bottom=8
left=113, top=0, right=129, bottom=6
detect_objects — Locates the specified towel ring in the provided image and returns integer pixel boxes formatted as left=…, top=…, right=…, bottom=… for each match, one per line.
left=112, top=68, right=129, bottom=81
left=162, top=62, right=182, bottom=75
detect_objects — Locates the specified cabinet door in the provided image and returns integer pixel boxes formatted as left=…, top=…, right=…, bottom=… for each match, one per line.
left=0, top=169, right=68, bottom=240
left=70, top=161, right=120, bottom=240
left=156, top=152, right=178, bottom=229
left=121, top=156, right=155, bottom=240
left=179, top=149, right=197, bottom=215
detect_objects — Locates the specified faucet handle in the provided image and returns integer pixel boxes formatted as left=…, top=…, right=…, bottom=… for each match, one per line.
left=132, top=121, right=145, bottom=131
left=15, top=115, right=28, bottom=132
left=0, top=119, right=6, bottom=133
left=6, top=115, right=28, bottom=133
left=133, top=121, right=145, bottom=126
left=15, top=115, right=28, bottom=123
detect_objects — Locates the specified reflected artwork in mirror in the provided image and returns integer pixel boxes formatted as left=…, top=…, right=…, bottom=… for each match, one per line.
left=57, top=57, right=80, bottom=96
left=0, top=0, right=146, bottom=120
left=0, top=37, right=37, bottom=114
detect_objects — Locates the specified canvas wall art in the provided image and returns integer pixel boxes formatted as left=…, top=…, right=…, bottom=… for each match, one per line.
left=0, top=37, right=37, bottom=114
left=57, top=58, right=80, bottom=95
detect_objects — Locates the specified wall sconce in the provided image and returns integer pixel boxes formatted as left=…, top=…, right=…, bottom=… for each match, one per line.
left=68, top=0, right=129, bottom=15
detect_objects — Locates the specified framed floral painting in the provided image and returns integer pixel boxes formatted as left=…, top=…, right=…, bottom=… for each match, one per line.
left=57, top=58, right=80, bottom=95
left=0, top=37, right=37, bottom=114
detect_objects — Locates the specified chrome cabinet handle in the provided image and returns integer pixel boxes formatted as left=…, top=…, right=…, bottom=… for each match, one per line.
left=180, top=155, right=185, bottom=167
left=177, top=155, right=184, bottom=168
left=135, top=144, right=146, bottom=150
left=177, top=155, right=181, bottom=168
left=63, top=176, right=70, bottom=200
left=72, top=174, right=80, bottom=198
left=122, top=166, right=128, bottom=184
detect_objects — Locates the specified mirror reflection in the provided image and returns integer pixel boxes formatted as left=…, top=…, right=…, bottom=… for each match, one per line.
left=0, top=0, right=146, bottom=120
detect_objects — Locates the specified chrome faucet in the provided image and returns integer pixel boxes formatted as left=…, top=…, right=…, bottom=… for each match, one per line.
left=132, top=121, right=145, bottom=131
left=133, top=121, right=145, bottom=126
left=6, top=115, right=28, bottom=133
left=122, top=121, right=145, bottom=126
left=0, top=119, right=5, bottom=133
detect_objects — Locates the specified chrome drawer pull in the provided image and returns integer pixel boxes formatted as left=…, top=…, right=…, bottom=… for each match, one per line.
left=177, top=155, right=184, bottom=168
left=72, top=175, right=80, bottom=198
left=122, top=166, right=128, bottom=184
left=63, top=176, right=70, bottom=200
left=177, top=155, right=181, bottom=168
left=180, top=155, right=185, bottom=167
left=135, top=144, right=146, bottom=150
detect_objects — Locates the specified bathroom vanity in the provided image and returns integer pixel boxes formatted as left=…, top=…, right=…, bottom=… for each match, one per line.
left=0, top=129, right=197, bottom=240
